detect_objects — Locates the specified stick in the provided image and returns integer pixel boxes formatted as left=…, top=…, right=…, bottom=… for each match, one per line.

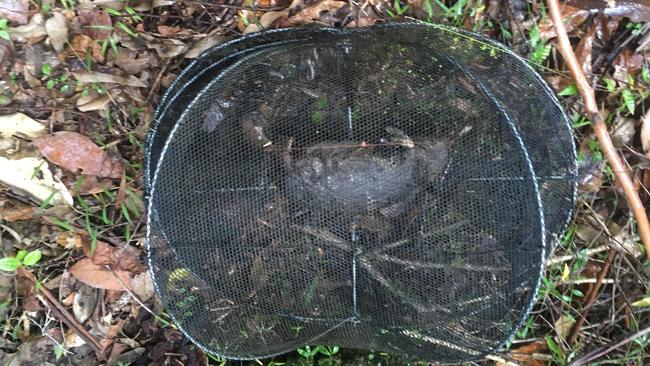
left=546, top=0, right=650, bottom=260
left=570, top=324, right=650, bottom=366
left=17, top=266, right=108, bottom=360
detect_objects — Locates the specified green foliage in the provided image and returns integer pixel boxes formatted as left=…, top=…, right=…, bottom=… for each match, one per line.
left=0, top=19, right=9, bottom=41
left=0, top=249, right=42, bottom=272
left=558, top=84, right=578, bottom=97
left=529, top=24, right=552, bottom=64
left=545, top=336, right=565, bottom=364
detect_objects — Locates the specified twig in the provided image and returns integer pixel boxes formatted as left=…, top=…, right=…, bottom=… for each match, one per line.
left=17, top=266, right=108, bottom=360
left=546, top=0, right=650, bottom=260
left=546, top=245, right=608, bottom=266
left=566, top=249, right=617, bottom=344
left=570, top=324, right=650, bottom=366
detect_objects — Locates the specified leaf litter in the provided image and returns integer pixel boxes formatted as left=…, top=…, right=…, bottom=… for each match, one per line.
left=1, top=0, right=650, bottom=364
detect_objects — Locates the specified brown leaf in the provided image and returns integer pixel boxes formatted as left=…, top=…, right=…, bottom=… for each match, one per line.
left=287, top=0, right=347, bottom=25
left=78, top=10, right=113, bottom=40
left=131, top=271, right=154, bottom=301
left=642, top=108, right=650, bottom=157
left=67, top=34, right=104, bottom=63
left=157, top=25, right=181, bottom=36
left=504, top=341, right=547, bottom=366
left=69, top=258, right=133, bottom=291
left=0, top=0, right=29, bottom=24
left=33, top=131, right=123, bottom=178
left=538, top=5, right=589, bottom=40
left=566, top=0, right=650, bottom=22
left=72, top=283, right=98, bottom=324
left=82, top=239, right=147, bottom=274
left=574, top=21, right=597, bottom=76
left=0, top=200, right=36, bottom=222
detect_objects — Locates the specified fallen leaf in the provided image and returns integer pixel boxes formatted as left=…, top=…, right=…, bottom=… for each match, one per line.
left=45, top=12, right=68, bottom=52
left=8, top=13, right=47, bottom=43
left=33, top=131, right=124, bottom=178
left=64, top=329, right=87, bottom=348
left=0, top=200, right=36, bottom=221
left=0, top=157, right=73, bottom=206
left=566, top=0, right=650, bottom=22
left=69, top=258, right=132, bottom=291
left=82, top=239, right=147, bottom=273
left=78, top=10, right=112, bottom=40
left=72, top=71, right=147, bottom=88
left=76, top=94, right=111, bottom=112
left=0, top=113, right=47, bottom=139
left=538, top=5, right=589, bottom=40
left=184, top=36, right=226, bottom=58
left=0, top=0, right=29, bottom=24
left=67, top=34, right=104, bottom=63
left=574, top=21, right=597, bottom=76
left=287, top=0, right=347, bottom=24
left=56, top=232, right=83, bottom=249
left=72, top=283, right=98, bottom=324
left=502, top=341, right=546, bottom=366
left=157, top=25, right=181, bottom=36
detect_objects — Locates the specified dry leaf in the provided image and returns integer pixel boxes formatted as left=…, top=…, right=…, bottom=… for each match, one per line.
left=185, top=36, right=226, bottom=58
left=0, top=0, right=29, bottom=24
left=76, top=94, right=111, bottom=112
left=78, top=10, right=113, bottom=41
left=0, top=200, right=36, bottom=221
left=574, top=21, right=596, bottom=76
left=72, top=71, right=147, bottom=87
left=8, top=13, right=47, bottom=43
left=0, top=113, right=47, bottom=139
left=0, top=157, right=74, bottom=206
left=57, top=232, right=83, bottom=249
left=503, top=340, right=546, bottom=366
left=554, top=315, right=575, bottom=340
left=45, top=12, right=68, bottom=52
left=157, top=25, right=181, bottom=36
left=67, top=34, right=104, bottom=63
left=69, top=258, right=133, bottom=291
left=33, top=131, right=124, bottom=178
left=287, top=0, right=346, bottom=24
left=82, top=239, right=147, bottom=273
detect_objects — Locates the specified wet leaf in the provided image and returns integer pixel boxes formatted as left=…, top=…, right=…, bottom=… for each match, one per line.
left=33, top=132, right=124, bottom=178
left=45, top=12, right=68, bottom=52
left=0, top=157, right=74, bottom=206
left=566, top=0, right=650, bottom=22
left=69, top=258, right=132, bottom=291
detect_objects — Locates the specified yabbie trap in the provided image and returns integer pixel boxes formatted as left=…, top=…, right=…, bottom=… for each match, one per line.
left=145, top=23, right=578, bottom=362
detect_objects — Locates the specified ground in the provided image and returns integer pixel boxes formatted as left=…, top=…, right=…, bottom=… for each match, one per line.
left=0, top=0, right=649, bottom=365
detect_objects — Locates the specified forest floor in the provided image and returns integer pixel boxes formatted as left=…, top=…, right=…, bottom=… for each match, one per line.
left=0, top=0, right=649, bottom=365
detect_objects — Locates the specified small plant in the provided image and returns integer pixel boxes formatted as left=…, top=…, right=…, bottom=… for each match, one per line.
left=528, top=24, right=552, bottom=64
left=41, top=63, right=72, bottom=92
left=0, top=249, right=43, bottom=272
left=385, top=0, right=410, bottom=18
left=0, top=19, right=10, bottom=41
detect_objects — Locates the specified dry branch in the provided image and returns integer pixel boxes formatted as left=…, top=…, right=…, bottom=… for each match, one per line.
left=546, top=0, right=650, bottom=260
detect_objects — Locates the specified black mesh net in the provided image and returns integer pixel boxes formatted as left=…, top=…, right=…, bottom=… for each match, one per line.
left=145, top=22, right=578, bottom=362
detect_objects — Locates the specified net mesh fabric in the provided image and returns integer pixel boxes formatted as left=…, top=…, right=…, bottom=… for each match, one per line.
left=146, top=23, right=577, bottom=362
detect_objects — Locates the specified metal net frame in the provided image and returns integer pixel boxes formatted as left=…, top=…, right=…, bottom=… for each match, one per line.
left=145, top=22, right=578, bottom=362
